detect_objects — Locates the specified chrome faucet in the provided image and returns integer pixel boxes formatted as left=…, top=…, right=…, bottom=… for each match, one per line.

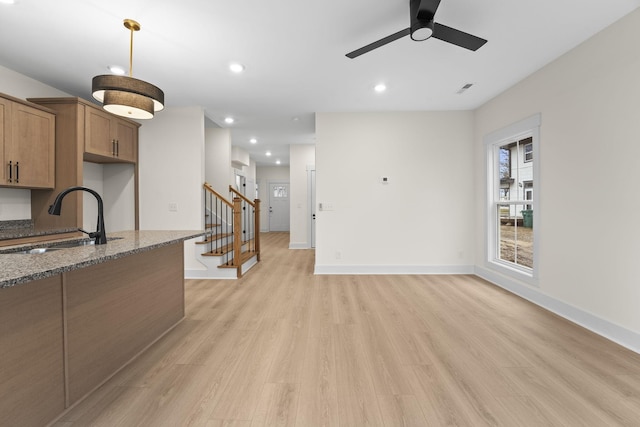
left=48, top=186, right=107, bottom=245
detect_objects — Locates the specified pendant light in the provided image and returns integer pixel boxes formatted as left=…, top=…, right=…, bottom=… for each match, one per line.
left=92, top=19, right=164, bottom=119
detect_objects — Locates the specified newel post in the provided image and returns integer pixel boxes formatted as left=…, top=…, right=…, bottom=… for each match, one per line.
left=254, top=199, right=261, bottom=261
left=233, top=197, right=242, bottom=278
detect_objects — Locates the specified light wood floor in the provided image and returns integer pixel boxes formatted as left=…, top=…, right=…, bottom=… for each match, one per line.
left=54, top=232, right=640, bottom=426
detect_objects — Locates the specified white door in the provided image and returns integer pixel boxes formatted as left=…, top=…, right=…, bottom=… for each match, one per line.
left=269, top=182, right=290, bottom=231
left=310, top=170, right=316, bottom=248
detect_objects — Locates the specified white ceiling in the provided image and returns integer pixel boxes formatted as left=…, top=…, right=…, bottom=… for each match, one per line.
left=1, top=0, right=639, bottom=166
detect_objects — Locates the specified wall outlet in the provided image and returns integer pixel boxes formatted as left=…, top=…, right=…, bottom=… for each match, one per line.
left=168, top=203, right=178, bottom=212
left=335, top=251, right=341, bottom=260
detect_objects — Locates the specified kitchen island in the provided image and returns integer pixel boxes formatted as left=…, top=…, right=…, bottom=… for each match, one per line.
left=0, top=230, right=202, bottom=427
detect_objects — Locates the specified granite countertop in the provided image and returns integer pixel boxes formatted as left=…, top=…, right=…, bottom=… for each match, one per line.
left=0, top=227, right=80, bottom=240
left=0, top=230, right=204, bottom=289
left=0, top=219, right=78, bottom=240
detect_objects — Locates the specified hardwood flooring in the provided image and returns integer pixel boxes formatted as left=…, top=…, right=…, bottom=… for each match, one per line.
left=54, top=232, right=640, bottom=426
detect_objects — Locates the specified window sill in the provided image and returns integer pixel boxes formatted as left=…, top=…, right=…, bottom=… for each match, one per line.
left=486, top=259, right=539, bottom=287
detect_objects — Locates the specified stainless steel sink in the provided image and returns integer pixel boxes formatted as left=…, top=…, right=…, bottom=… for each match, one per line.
left=54, top=240, right=98, bottom=248
left=17, top=247, right=63, bottom=254
left=0, top=237, right=123, bottom=254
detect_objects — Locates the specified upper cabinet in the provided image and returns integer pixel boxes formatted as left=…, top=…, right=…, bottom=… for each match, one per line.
left=27, top=97, right=141, bottom=231
left=29, top=97, right=139, bottom=165
left=0, top=94, right=55, bottom=189
left=85, top=107, right=137, bottom=163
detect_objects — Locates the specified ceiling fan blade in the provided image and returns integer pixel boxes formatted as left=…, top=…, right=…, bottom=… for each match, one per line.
left=432, top=22, right=487, bottom=51
left=415, top=0, right=441, bottom=21
left=346, top=28, right=410, bottom=58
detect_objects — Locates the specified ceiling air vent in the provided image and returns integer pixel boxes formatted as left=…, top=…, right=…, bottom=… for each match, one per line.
left=456, top=83, right=474, bottom=94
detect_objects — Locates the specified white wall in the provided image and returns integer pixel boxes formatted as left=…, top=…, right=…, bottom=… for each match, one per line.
left=81, top=162, right=135, bottom=233
left=289, top=144, right=315, bottom=248
left=315, top=111, right=475, bottom=274
left=205, top=128, right=232, bottom=193
left=246, top=159, right=257, bottom=200
left=474, top=8, right=640, bottom=351
left=138, top=107, right=205, bottom=272
left=0, top=65, right=69, bottom=220
left=103, top=163, right=136, bottom=232
left=82, top=162, right=104, bottom=232
left=0, top=189, right=31, bottom=220
left=256, top=165, right=290, bottom=232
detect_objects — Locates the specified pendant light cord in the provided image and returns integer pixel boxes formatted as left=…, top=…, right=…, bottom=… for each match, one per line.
left=129, top=25, right=134, bottom=77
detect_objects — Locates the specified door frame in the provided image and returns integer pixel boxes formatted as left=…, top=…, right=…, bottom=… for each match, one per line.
left=307, top=165, right=316, bottom=248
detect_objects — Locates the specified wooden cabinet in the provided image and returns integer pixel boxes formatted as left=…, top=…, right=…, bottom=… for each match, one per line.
left=0, top=93, right=55, bottom=189
left=0, top=275, right=65, bottom=427
left=65, top=242, right=184, bottom=404
left=0, top=97, right=8, bottom=186
left=85, top=106, right=137, bottom=163
left=0, top=238, right=185, bottom=425
left=27, top=97, right=140, bottom=231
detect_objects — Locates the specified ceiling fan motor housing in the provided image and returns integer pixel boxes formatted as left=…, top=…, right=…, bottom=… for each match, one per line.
left=410, top=0, right=435, bottom=41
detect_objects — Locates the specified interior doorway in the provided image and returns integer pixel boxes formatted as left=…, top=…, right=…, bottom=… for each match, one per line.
left=309, top=169, right=316, bottom=248
left=235, top=173, right=246, bottom=195
left=268, top=182, right=290, bottom=232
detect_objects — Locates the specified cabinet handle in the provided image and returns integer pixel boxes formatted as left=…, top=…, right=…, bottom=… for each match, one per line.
left=112, top=139, right=116, bottom=156
left=116, top=140, right=119, bottom=157
left=15, top=162, right=19, bottom=183
left=7, top=161, right=12, bottom=183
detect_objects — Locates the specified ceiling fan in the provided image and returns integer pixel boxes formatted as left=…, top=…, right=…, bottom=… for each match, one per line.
left=346, top=0, right=487, bottom=59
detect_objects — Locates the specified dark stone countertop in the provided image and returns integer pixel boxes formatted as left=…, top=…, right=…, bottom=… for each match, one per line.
left=0, top=230, right=204, bottom=289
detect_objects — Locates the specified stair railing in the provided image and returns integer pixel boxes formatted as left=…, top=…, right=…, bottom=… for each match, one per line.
left=203, top=183, right=235, bottom=267
left=229, top=185, right=261, bottom=262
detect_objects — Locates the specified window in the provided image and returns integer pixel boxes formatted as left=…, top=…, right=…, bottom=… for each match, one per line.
left=485, top=115, right=540, bottom=281
left=273, top=185, right=288, bottom=198
left=524, top=141, right=533, bottom=162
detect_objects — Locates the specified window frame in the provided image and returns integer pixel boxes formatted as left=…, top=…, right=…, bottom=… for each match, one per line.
left=524, top=142, right=533, bottom=163
left=484, top=114, right=540, bottom=285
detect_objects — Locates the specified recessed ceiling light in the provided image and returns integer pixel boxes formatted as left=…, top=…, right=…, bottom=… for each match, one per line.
left=250, top=138, right=257, bottom=144
left=108, top=65, right=126, bottom=75
left=229, top=63, right=245, bottom=73
left=374, top=83, right=387, bottom=93
left=265, top=151, right=272, bottom=157
left=276, top=160, right=281, bottom=165
left=292, top=117, right=300, bottom=122
left=0, top=0, right=17, bottom=4
left=224, top=117, right=234, bottom=124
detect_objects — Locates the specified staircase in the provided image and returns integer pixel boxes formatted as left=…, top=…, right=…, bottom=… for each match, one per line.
left=192, top=183, right=261, bottom=279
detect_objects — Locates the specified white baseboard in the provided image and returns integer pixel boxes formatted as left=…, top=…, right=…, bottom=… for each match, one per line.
left=184, top=269, right=237, bottom=280
left=314, top=264, right=474, bottom=275
left=289, top=242, right=310, bottom=249
left=475, top=265, right=640, bottom=354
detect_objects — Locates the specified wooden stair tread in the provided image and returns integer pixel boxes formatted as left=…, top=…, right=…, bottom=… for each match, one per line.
left=217, top=250, right=258, bottom=268
left=201, top=242, right=234, bottom=256
left=195, top=232, right=233, bottom=244
left=201, top=239, right=256, bottom=256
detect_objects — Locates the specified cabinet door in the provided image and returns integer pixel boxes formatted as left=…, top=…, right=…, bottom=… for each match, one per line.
left=85, top=106, right=115, bottom=158
left=0, top=275, right=65, bottom=427
left=8, top=103, right=55, bottom=188
left=0, top=97, right=8, bottom=184
left=114, top=119, right=137, bottom=162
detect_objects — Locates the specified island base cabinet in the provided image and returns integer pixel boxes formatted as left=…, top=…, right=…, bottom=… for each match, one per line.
left=0, top=276, right=65, bottom=427
left=64, top=242, right=185, bottom=405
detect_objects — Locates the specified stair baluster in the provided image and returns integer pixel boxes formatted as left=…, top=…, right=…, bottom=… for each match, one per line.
left=203, top=183, right=260, bottom=278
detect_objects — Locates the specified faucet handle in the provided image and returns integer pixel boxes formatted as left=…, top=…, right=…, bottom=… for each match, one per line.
left=78, top=228, right=99, bottom=238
